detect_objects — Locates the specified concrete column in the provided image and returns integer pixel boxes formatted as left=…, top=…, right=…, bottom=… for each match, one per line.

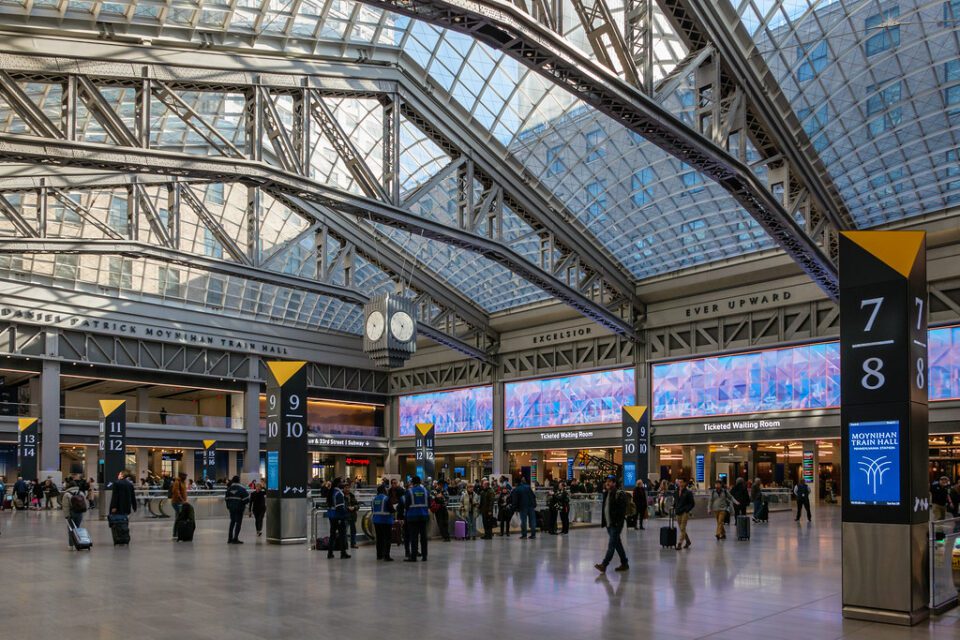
left=384, top=398, right=399, bottom=474
left=492, top=378, right=505, bottom=476
left=136, top=387, right=150, bottom=423
left=241, top=376, right=261, bottom=485
left=39, top=355, right=61, bottom=485
left=135, top=447, right=148, bottom=481
left=227, top=450, right=238, bottom=479
left=83, top=445, right=98, bottom=483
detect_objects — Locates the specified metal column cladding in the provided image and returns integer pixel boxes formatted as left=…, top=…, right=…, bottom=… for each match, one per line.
left=621, top=406, right=649, bottom=488
left=415, top=422, right=435, bottom=481
left=17, top=417, right=39, bottom=481
left=201, top=440, right=217, bottom=483
left=99, top=399, right=127, bottom=489
left=839, top=231, right=929, bottom=625
left=265, top=360, right=309, bottom=544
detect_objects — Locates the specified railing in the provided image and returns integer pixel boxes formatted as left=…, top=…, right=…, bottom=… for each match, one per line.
left=930, top=516, right=960, bottom=613
left=60, top=405, right=237, bottom=429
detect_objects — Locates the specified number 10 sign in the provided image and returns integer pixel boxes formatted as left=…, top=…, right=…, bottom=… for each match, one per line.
left=265, top=361, right=308, bottom=499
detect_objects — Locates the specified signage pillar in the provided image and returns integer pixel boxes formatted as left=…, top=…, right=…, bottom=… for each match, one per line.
left=98, top=399, right=127, bottom=518
left=840, top=231, right=929, bottom=625
left=17, top=417, right=39, bottom=481
left=265, top=361, right=308, bottom=544
left=414, top=422, right=435, bottom=480
left=622, top=406, right=649, bottom=489
left=201, top=440, right=217, bottom=482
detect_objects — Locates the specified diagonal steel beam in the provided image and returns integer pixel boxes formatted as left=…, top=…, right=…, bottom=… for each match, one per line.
left=176, top=184, right=251, bottom=265
left=356, top=0, right=839, bottom=301
left=48, top=188, right=125, bottom=240
left=0, top=238, right=368, bottom=305
left=75, top=75, right=139, bottom=147
left=0, top=70, right=63, bottom=139
left=663, top=0, right=854, bottom=231
left=0, top=192, right=40, bottom=237
left=0, top=133, right=640, bottom=339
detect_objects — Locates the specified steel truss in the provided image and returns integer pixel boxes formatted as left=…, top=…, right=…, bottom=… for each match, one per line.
left=353, top=0, right=840, bottom=300
left=0, top=51, right=642, bottom=356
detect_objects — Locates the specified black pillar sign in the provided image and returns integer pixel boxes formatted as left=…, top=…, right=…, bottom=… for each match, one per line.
left=201, top=439, right=217, bottom=482
left=265, top=361, right=308, bottom=499
left=17, top=417, right=39, bottom=481
left=415, top=422, right=435, bottom=480
left=99, top=399, right=127, bottom=490
left=839, top=231, right=929, bottom=625
left=622, top=406, right=649, bottom=488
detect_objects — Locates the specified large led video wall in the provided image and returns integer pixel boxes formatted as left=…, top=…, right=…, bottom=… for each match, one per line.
left=505, top=368, right=635, bottom=430
left=399, top=386, right=493, bottom=436
left=653, top=326, right=960, bottom=420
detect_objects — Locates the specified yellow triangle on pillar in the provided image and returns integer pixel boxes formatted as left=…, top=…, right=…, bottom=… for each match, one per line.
left=266, top=360, right=307, bottom=387
left=18, top=417, right=37, bottom=431
left=623, top=406, right=647, bottom=422
left=203, top=440, right=216, bottom=450
left=416, top=422, right=434, bottom=436
left=99, top=399, right=126, bottom=416
left=842, top=231, right=924, bottom=278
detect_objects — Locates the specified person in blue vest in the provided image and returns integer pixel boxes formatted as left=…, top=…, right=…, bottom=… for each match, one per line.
left=372, top=483, right=396, bottom=562
left=403, top=475, right=430, bottom=562
left=326, top=477, right=350, bottom=559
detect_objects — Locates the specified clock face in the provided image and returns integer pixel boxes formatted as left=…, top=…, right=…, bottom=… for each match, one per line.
left=390, top=311, right=415, bottom=342
left=365, top=311, right=385, bottom=342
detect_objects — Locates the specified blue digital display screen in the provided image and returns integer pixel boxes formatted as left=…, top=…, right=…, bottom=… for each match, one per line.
left=399, top=386, right=493, bottom=436
left=695, top=454, right=705, bottom=483
left=623, top=462, right=636, bottom=488
left=454, top=467, right=465, bottom=477
left=505, top=368, right=635, bottom=430
left=266, top=451, right=279, bottom=491
left=849, top=420, right=901, bottom=506
left=567, top=458, right=574, bottom=482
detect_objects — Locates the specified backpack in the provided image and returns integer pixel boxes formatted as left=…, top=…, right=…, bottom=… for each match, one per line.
left=70, top=493, right=87, bottom=513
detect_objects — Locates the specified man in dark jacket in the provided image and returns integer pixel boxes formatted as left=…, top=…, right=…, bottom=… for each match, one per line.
left=224, top=475, right=251, bottom=544
left=13, top=476, right=29, bottom=509
left=109, top=471, right=138, bottom=516
left=595, top=476, right=629, bottom=572
left=478, top=479, right=496, bottom=539
left=511, top=476, right=538, bottom=540
left=674, top=478, right=695, bottom=550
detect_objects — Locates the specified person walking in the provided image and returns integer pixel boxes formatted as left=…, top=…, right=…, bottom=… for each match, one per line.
left=707, top=480, right=734, bottom=540
left=595, top=476, right=629, bottom=573
left=556, top=482, right=571, bottom=534
left=460, top=484, right=480, bottom=540
left=403, top=476, right=430, bottom=561
left=547, top=488, right=560, bottom=535
left=931, top=476, right=952, bottom=521
left=673, top=478, right=695, bottom=550
left=250, top=480, right=266, bottom=537
left=224, top=476, right=250, bottom=544
left=629, top=480, right=647, bottom=530
left=371, top=484, right=395, bottom=561
left=67, top=488, right=88, bottom=549
left=731, top=478, right=749, bottom=518
left=344, top=483, right=360, bottom=549
left=43, top=477, right=59, bottom=510
left=794, top=477, right=812, bottom=522
left=750, top=478, right=763, bottom=522
left=656, top=479, right=670, bottom=517
left=479, top=479, right=496, bottom=540
left=497, top=485, right=513, bottom=536
left=511, top=476, right=538, bottom=540
left=326, top=478, right=349, bottom=559
left=13, top=476, right=28, bottom=510
left=170, top=472, right=188, bottom=540
left=431, top=481, right=451, bottom=542
left=110, top=470, right=138, bottom=515
left=31, top=478, right=43, bottom=510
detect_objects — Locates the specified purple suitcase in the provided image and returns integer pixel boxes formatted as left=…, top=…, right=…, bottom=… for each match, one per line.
left=454, top=520, right=467, bottom=540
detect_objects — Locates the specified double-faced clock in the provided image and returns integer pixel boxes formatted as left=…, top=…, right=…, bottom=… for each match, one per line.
left=362, top=293, right=417, bottom=368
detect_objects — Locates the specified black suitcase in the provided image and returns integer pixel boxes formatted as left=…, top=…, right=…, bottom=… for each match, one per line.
left=755, top=500, right=769, bottom=523
left=660, top=510, right=678, bottom=548
left=736, top=515, right=751, bottom=540
left=108, top=514, right=130, bottom=545
left=176, top=519, right=196, bottom=542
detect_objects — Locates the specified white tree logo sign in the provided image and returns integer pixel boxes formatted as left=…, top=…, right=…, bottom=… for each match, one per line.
left=858, top=456, right=893, bottom=495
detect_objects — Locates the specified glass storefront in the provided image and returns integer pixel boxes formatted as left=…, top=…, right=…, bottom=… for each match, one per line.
left=508, top=448, right=622, bottom=487
left=260, top=397, right=384, bottom=438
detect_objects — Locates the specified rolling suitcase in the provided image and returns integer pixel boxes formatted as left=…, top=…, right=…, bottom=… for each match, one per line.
left=755, top=500, right=769, bottom=523
left=108, top=513, right=130, bottom=545
left=660, top=510, right=678, bottom=548
left=67, top=518, right=92, bottom=550
left=736, top=515, right=751, bottom=541
left=391, top=521, right=404, bottom=546
left=175, top=503, right=196, bottom=542
left=453, top=519, right=467, bottom=540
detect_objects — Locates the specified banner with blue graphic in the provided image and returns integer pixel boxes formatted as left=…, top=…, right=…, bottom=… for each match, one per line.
left=848, top=420, right=901, bottom=506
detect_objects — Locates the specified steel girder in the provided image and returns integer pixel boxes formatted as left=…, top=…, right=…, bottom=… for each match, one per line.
left=354, top=0, right=840, bottom=301
left=0, top=238, right=369, bottom=305
left=0, top=133, right=640, bottom=340
left=660, top=0, right=853, bottom=233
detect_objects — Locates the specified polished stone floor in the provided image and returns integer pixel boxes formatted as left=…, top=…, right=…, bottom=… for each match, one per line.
left=1, top=505, right=957, bottom=639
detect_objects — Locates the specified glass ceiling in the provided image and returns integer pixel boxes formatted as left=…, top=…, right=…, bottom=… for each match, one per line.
left=0, top=0, right=957, bottom=337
